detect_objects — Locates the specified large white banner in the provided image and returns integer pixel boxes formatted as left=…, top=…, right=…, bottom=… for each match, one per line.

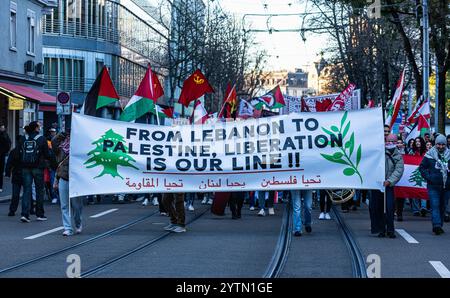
left=69, top=108, right=385, bottom=197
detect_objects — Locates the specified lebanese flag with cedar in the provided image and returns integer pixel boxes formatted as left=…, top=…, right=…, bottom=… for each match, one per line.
left=178, top=69, right=214, bottom=107
left=394, top=155, right=429, bottom=200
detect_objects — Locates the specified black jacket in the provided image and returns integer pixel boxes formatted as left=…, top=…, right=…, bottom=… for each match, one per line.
left=5, top=147, right=22, bottom=184
left=0, top=131, right=11, bottom=155
left=419, top=155, right=450, bottom=189
left=19, top=132, right=56, bottom=169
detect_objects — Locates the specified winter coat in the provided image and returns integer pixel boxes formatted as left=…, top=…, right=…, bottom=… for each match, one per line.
left=419, top=147, right=450, bottom=189
left=0, top=131, right=11, bottom=155
left=51, top=133, right=69, bottom=181
left=4, top=147, right=22, bottom=184
left=385, top=148, right=404, bottom=186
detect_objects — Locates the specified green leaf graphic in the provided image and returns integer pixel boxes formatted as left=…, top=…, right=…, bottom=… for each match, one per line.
left=344, top=168, right=356, bottom=176
left=320, top=112, right=363, bottom=184
left=322, top=127, right=335, bottom=136
left=356, top=145, right=362, bottom=167
left=342, top=122, right=350, bottom=139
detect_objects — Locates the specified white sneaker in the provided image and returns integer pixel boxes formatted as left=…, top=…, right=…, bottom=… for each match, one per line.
left=201, top=198, right=208, bottom=204
left=258, top=209, right=266, bottom=217
left=172, top=226, right=187, bottom=233
left=0, top=189, right=3, bottom=192
left=268, top=208, right=275, bottom=215
left=188, top=204, right=195, bottom=211
left=325, top=213, right=331, bottom=220
left=207, top=199, right=213, bottom=205
left=62, top=230, right=73, bottom=236
left=51, top=198, right=58, bottom=204
left=142, top=198, right=149, bottom=206
left=319, top=212, right=325, bottom=220
left=250, top=206, right=255, bottom=211
left=75, top=225, right=82, bottom=234
left=164, top=224, right=176, bottom=231
left=152, top=198, right=159, bottom=206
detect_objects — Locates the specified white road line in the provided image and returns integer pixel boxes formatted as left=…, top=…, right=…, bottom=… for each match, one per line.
left=395, top=229, right=419, bottom=244
left=429, top=261, right=450, bottom=278
left=90, top=208, right=118, bottom=218
left=24, top=227, right=64, bottom=240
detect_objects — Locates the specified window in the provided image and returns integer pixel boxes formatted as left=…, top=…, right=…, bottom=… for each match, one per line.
left=27, top=10, right=36, bottom=55
left=10, top=2, right=17, bottom=50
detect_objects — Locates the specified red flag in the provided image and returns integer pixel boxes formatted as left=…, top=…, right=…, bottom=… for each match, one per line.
left=135, top=64, right=164, bottom=103
left=178, top=69, right=215, bottom=107
left=218, top=83, right=237, bottom=119
left=301, top=97, right=310, bottom=112
left=367, top=99, right=375, bottom=108
left=326, top=83, right=356, bottom=111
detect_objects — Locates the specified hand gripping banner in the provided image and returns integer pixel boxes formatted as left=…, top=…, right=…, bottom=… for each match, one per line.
left=69, top=108, right=386, bottom=197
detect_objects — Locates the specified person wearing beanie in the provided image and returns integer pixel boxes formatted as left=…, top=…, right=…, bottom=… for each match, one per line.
left=419, top=134, right=450, bottom=235
left=369, top=133, right=404, bottom=238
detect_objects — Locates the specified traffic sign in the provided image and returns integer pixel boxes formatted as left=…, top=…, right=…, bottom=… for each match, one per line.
left=57, top=91, right=71, bottom=115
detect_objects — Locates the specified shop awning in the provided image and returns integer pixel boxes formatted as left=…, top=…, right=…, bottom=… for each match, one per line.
left=0, top=82, right=55, bottom=104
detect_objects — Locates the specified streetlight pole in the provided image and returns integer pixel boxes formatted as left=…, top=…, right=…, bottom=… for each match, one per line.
left=422, top=0, right=430, bottom=129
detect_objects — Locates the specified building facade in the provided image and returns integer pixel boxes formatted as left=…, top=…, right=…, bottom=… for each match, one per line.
left=286, top=68, right=314, bottom=97
left=0, top=0, right=57, bottom=146
left=41, top=0, right=169, bottom=125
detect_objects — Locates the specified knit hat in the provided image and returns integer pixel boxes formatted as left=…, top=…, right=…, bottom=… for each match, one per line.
left=435, top=134, right=446, bottom=145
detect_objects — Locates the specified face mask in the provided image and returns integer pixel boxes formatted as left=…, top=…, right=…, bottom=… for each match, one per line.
left=385, top=143, right=396, bottom=149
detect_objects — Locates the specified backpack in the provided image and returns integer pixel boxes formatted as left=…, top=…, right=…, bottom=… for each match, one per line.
left=21, top=134, right=41, bottom=167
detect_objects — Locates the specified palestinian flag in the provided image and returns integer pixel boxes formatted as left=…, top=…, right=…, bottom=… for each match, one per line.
left=394, top=155, right=429, bottom=200
left=251, top=85, right=286, bottom=110
left=120, top=64, right=164, bottom=122
left=82, top=66, right=119, bottom=116
left=405, top=114, right=430, bottom=143
left=150, top=104, right=174, bottom=119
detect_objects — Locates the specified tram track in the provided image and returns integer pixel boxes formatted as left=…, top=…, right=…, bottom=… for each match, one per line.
left=0, top=209, right=161, bottom=275
left=264, top=200, right=366, bottom=278
left=81, top=207, right=210, bottom=277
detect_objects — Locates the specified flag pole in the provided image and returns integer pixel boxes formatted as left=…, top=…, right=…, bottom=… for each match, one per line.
left=155, top=103, right=160, bottom=126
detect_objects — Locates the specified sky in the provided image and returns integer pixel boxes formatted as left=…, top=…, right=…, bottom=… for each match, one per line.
left=220, top=0, right=329, bottom=72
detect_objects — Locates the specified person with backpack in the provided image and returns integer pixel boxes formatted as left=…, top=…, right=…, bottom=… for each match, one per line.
left=5, top=135, right=23, bottom=216
left=20, top=121, right=55, bottom=223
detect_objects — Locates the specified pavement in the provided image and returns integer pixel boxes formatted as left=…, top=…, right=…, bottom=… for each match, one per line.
left=1, top=194, right=449, bottom=278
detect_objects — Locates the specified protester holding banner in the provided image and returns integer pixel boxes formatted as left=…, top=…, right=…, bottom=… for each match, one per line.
left=257, top=191, right=275, bottom=217
left=418, top=135, right=450, bottom=235
left=229, top=191, right=245, bottom=219
left=370, top=134, right=404, bottom=238
left=290, top=189, right=313, bottom=237
left=52, top=129, right=83, bottom=236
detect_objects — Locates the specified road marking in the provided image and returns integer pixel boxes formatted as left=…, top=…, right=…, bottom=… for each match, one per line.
left=90, top=209, right=118, bottom=218
left=395, top=229, right=419, bottom=244
left=429, top=261, right=450, bottom=278
left=24, top=227, right=64, bottom=239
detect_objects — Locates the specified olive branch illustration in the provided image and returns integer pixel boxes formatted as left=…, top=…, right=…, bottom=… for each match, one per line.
left=320, top=111, right=363, bottom=184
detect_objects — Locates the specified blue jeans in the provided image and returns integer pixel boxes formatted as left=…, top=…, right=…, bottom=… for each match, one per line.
left=411, top=199, right=427, bottom=213
left=427, top=186, right=450, bottom=228
left=290, top=190, right=313, bottom=232
left=22, top=168, right=45, bottom=217
left=59, top=179, right=82, bottom=233
left=258, top=191, right=274, bottom=210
